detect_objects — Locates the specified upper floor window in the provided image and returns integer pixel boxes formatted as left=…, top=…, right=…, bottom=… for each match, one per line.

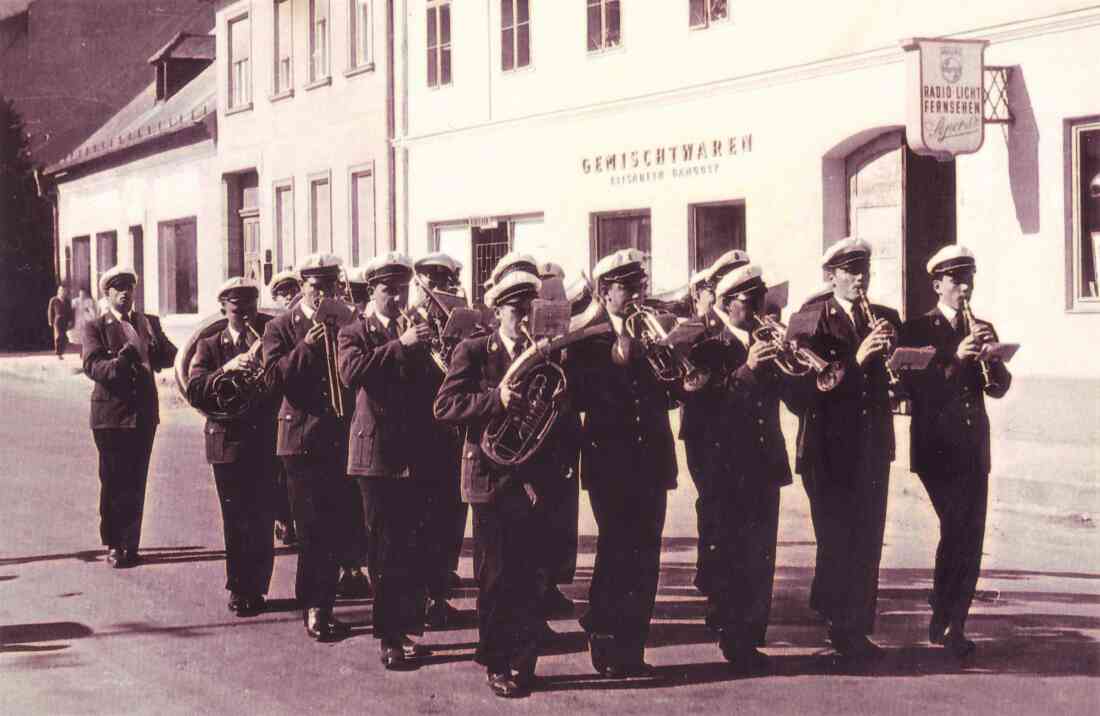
left=501, top=0, right=530, bottom=71
left=427, top=1, right=452, bottom=87
left=274, top=0, right=293, bottom=93
left=1069, top=118, right=1100, bottom=309
left=310, top=0, right=330, bottom=82
left=349, top=0, right=373, bottom=69
left=689, top=0, right=728, bottom=29
left=228, top=14, right=252, bottom=109
left=587, top=0, right=620, bottom=52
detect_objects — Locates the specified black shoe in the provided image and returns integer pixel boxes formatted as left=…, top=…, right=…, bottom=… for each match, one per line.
left=230, top=594, right=265, bottom=617
left=337, top=567, right=372, bottom=598
left=487, top=672, right=523, bottom=698
left=944, top=629, right=976, bottom=658
left=929, top=611, right=948, bottom=645
left=829, top=629, right=884, bottom=659
left=446, top=571, right=463, bottom=589
left=541, top=587, right=575, bottom=618
left=425, top=598, right=459, bottom=628
left=618, top=660, right=657, bottom=677
left=588, top=632, right=615, bottom=676
left=402, top=636, right=431, bottom=658
left=381, top=643, right=408, bottom=670
left=719, top=636, right=772, bottom=674
left=106, top=548, right=124, bottom=568
left=304, top=608, right=350, bottom=642
left=511, top=641, right=539, bottom=691
left=122, top=548, right=140, bottom=567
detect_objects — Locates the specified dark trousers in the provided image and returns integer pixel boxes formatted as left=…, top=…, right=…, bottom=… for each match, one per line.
left=212, top=462, right=276, bottom=597
left=801, top=459, right=890, bottom=634
left=538, top=466, right=580, bottom=588
left=93, top=425, right=156, bottom=550
left=273, top=464, right=293, bottom=525
left=340, top=491, right=367, bottom=570
left=472, top=482, right=542, bottom=673
left=358, top=478, right=428, bottom=642
left=918, top=470, right=989, bottom=630
left=581, top=482, right=667, bottom=655
left=421, top=451, right=464, bottom=597
left=52, top=322, right=68, bottom=356
left=283, top=454, right=357, bottom=610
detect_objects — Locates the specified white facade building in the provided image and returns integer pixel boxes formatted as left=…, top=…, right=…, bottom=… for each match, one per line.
left=395, top=1, right=1100, bottom=451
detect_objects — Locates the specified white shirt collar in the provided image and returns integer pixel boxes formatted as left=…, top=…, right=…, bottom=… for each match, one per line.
left=109, top=306, right=130, bottom=323
left=376, top=312, right=393, bottom=329
left=608, top=313, right=625, bottom=335
left=226, top=324, right=242, bottom=344
left=834, top=294, right=856, bottom=322
left=299, top=301, right=315, bottom=320
left=938, top=302, right=959, bottom=324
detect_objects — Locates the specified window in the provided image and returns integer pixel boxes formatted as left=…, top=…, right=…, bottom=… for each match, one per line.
left=434, top=223, right=472, bottom=298
left=72, top=236, right=91, bottom=298
left=309, top=0, right=330, bottom=82
left=96, top=230, right=118, bottom=279
left=309, top=173, right=332, bottom=253
left=689, top=0, right=728, bottom=29
left=590, top=209, right=652, bottom=278
left=501, top=0, right=530, bottom=71
left=274, top=0, right=293, bottom=94
left=157, top=218, right=198, bottom=314
left=349, top=0, right=373, bottom=70
left=350, top=168, right=376, bottom=266
left=690, top=201, right=746, bottom=272
left=228, top=14, right=252, bottom=108
left=427, top=1, right=452, bottom=87
left=587, top=0, right=620, bottom=52
left=1070, top=119, right=1100, bottom=307
left=274, top=181, right=294, bottom=270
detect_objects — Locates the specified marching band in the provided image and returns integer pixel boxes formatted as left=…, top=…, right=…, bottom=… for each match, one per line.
left=92, top=235, right=1015, bottom=697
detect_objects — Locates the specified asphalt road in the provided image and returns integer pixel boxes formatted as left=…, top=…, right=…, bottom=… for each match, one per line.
left=1, top=358, right=1097, bottom=714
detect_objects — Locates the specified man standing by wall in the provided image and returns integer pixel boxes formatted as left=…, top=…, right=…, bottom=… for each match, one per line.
left=48, top=284, right=73, bottom=359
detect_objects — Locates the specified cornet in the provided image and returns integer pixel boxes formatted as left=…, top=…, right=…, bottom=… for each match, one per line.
left=623, top=301, right=710, bottom=392
left=747, top=313, right=846, bottom=391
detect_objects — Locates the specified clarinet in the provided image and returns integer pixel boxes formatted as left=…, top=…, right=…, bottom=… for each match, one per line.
left=855, top=288, right=900, bottom=387
left=959, top=296, right=995, bottom=391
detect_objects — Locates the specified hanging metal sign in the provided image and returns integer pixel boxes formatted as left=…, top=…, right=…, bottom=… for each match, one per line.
left=901, top=37, right=988, bottom=159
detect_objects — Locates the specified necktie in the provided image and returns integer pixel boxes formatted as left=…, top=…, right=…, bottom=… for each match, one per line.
left=236, top=333, right=248, bottom=355
left=512, top=336, right=528, bottom=360
left=955, top=311, right=968, bottom=339
left=852, top=305, right=869, bottom=338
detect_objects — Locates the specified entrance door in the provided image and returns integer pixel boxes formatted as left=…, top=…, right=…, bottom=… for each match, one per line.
left=72, top=236, right=91, bottom=298
left=845, top=131, right=955, bottom=320
left=242, top=212, right=262, bottom=284
left=95, top=231, right=118, bottom=300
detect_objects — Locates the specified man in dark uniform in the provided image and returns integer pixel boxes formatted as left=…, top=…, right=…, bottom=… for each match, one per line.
left=82, top=265, right=177, bottom=568
left=434, top=270, right=550, bottom=698
left=901, top=245, right=1011, bottom=658
left=262, top=252, right=357, bottom=642
left=267, top=269, right=302, bottom=548
left=48, top=284, right=73, bottom=359
left=412, top=252, right=466, bottom=627
left=695, top=264, right=798, bottom=671
left=792, top=237, right=900, bottom=658
left=186, top=277, right=278, bottom=616
left=573, top=248, right=679, bottom=677
left=339, top=252, right=436, bottom=668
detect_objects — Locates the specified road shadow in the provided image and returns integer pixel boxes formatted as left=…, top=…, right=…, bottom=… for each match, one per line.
left=0, top=621, right=94, bottom=657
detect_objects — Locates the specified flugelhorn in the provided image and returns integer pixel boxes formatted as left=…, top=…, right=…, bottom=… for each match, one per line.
left=399, top=274, right=480, bottom=373
left=959, top=295, right=997, bottom=390
left=854, top=288, right=901, bottom=387
left=623, top=301, right=710, bottom=392
left=749, top=313, right=845, bottom=391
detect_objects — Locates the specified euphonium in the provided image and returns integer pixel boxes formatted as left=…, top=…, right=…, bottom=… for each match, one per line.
left=854, top=288, right=901, bottom=387
left=480, top=318, right=612, bottom=468
left=749, top=313, right=846, bottom=392
left=623, top=301, right=710, bottom=392
left=958, top=295, right=996, bottom=390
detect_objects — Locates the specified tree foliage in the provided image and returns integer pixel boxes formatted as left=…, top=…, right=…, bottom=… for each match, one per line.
left=0, top=95, right=55, bottom=350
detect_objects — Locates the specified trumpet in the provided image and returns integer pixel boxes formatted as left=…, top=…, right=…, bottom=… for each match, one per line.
left=746, top=313, right=846, bottom=391
left=959, top=295, right=996, bottom=390
left=623, top=301, right=710, bottom=392
left=854, top=288, right=901, bottom=387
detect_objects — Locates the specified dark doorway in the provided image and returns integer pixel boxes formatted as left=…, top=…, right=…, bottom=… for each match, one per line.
left=224, top=170, right=259, bottom=279
left=906, top=152, right=956, bottom=317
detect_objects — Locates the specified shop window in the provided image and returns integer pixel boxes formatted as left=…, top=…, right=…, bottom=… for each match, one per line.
left=350, top=166, right=376, bottom=266
left=590, top=209, right=652, bottom=278
left=274, top=0, right=293, bottom=94
left=587, top=0, right=621, bottom=53
left=501, top=0, right=530, bottom=71
left=689, top=0, right=727, bottom=29
left=349, top=0, right=373, bottom=70
left=434, top=223, right=472, bottom=298
left=310, top=0, right=330, bottom=82
left=427, top=1, right=452, bottom=87
left=274, top=180, right=294, bottom=270
left=690, top=201, right=745, bottom=272
left=157, top=218, right=198, bottom=314
left=1070, top=119, right=1100, bottom=308
left=309, top=172, right=332, bottom=253
left=228, top=13, right=252, bottom=109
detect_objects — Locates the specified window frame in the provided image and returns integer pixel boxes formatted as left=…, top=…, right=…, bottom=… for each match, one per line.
left=307, top=170, right=333, bottom=254
left=500, top=0, right=531, bottom=73
left=426, top=0, right=453, bottom=89
left=688, top=199, right=747, bottom=274
left=347, top=0, right=375, bottom=74
left=588, top=208, right=653, bottom=278
left=1066, top=115, right=1100, bottom=312
left=348, top=162, right=377, bottom=267
left=227, top=10, right=253, bottom=112
left=586, top=0, right=622, bottom=54
left=308, top=0, right=331, bottom=86
left=688, top=0, right=730, bottom=30
left=272, top=177, right=295, bottom=271
left=272, top=0, right=294, bottom=98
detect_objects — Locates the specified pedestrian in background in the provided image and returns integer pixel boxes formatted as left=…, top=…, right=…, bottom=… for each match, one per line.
left=47, top=285, right=73, bottom=359
left=70, top=288, right=96, bottom=345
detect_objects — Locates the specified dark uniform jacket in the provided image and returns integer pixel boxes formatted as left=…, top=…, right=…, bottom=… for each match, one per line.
left=570, top=317, right=679, bottom=492
left=433, top=331, right=562, bottom=504
left=900, top=307, right=1011, bottom=476
left=678, top=309, right=729, bottom=442
left=262, top=302, right=353, bottom=458
left=186, top=320, right=278, bottom=465
left=82, top=311, right=177, bottom=429
left=48, top=296, right=73, bottom=330
left=792, top=296, right=900, bottom=479
left=338, top=312, right=441, bottom=478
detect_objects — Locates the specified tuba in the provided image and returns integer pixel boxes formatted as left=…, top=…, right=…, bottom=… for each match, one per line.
left=748, top=313, right=845, bottom=392
left=623, top=301, right=710, bottom=392
left=175, top=309, right=280, bottom=420
left=480, top=310, right=611, bottom=468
